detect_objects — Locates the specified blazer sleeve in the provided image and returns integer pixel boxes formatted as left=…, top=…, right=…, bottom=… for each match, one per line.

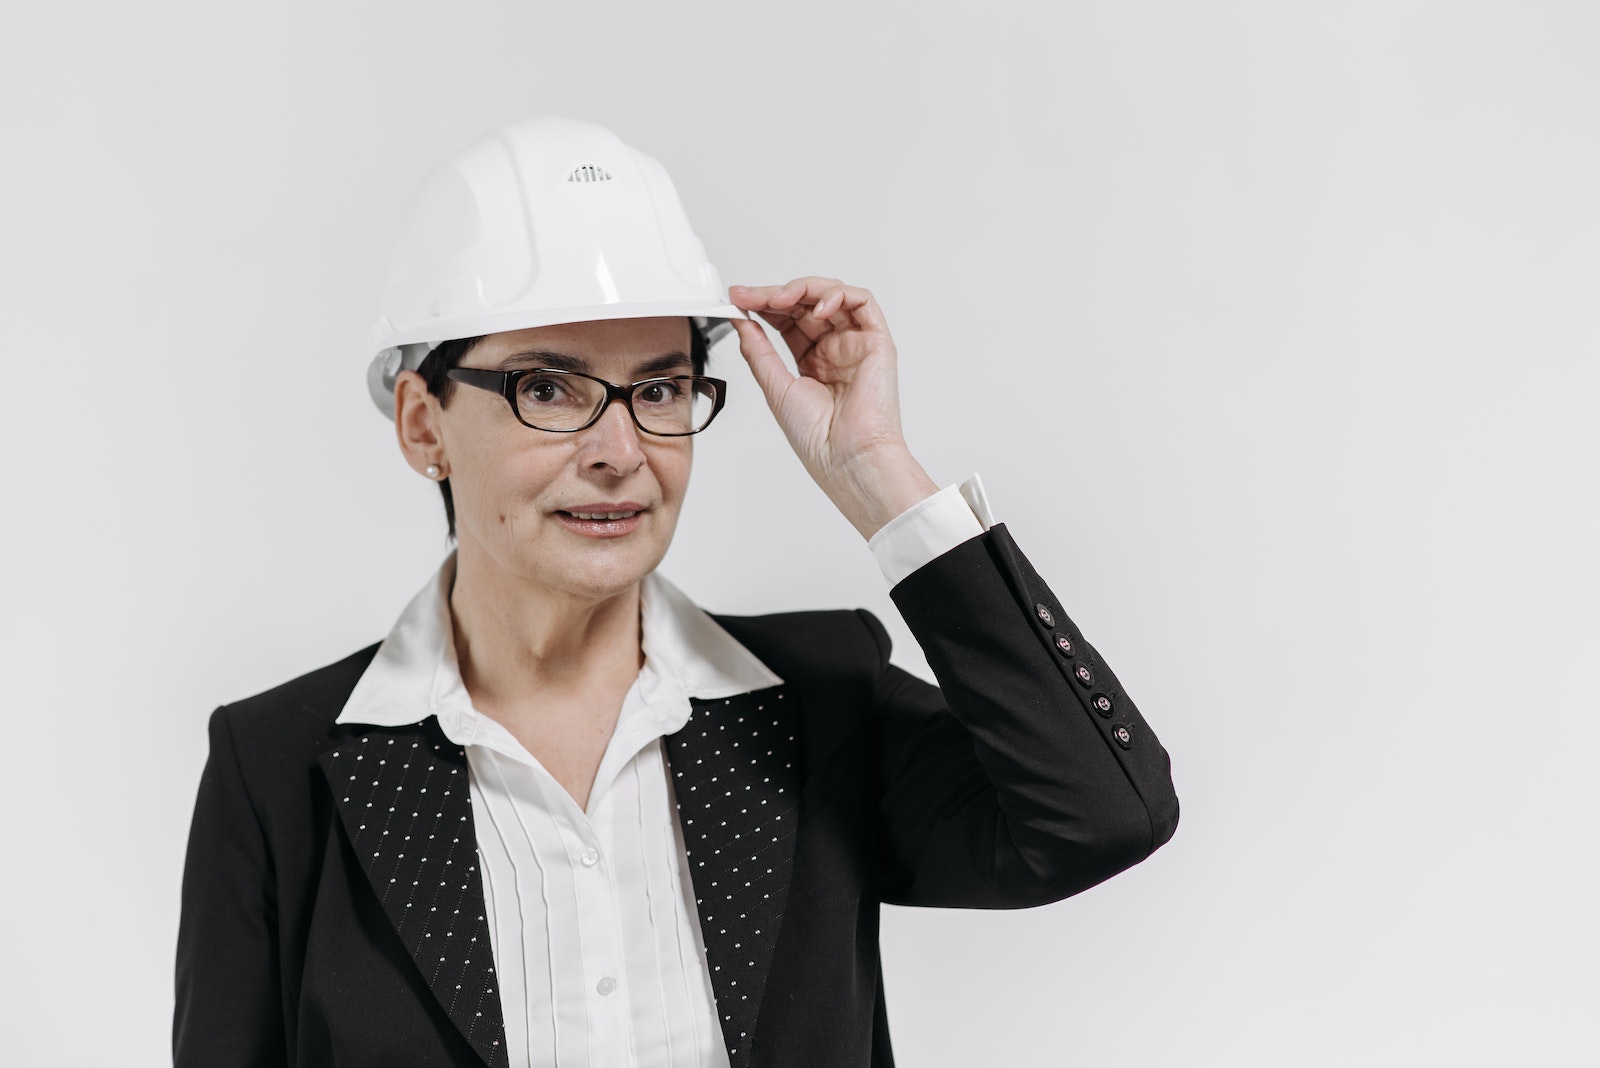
left=869, top=523, right=1179, bottom=908
left=174, top=705, right=287, bottom=1067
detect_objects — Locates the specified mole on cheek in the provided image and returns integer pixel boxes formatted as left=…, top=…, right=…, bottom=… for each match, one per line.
left=498, top=513, right=507, bottom=524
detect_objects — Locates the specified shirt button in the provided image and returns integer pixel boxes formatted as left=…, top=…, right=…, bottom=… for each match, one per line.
left=1034, top=603, right=1054, bottom=627
left=1113, top=724, right=1133, bottom=749
left=1052, top=631, right=1073, bottom=656
left=1073, top=662, right=1095, bottom=687
left=597, top=976, right=617, bottom=996
left=580, top=848, right=600, bottom=867
left=1091, top=693, right=1114, bottom=718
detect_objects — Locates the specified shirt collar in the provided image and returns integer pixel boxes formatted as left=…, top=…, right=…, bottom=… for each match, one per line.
left=336, top=554, right=782, bottom=734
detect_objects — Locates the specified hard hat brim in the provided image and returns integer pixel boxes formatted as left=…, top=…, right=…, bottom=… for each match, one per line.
left=375, top=301, right=749, bottom=354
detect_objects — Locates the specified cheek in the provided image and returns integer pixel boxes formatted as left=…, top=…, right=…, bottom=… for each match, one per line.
left=454, top=433, right=568, bottom=529
left=651, top=446, right=693, bottom=507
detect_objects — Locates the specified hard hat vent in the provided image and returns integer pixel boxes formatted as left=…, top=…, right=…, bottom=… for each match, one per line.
left=567, top=164, right=614, bottom=183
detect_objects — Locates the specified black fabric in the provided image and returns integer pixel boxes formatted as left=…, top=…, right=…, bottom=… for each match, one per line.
left=319, top=725, right=507, bottom=1067
left=174, top=525, right=1178, bottom=1068
left=664, top=686, right=799, bottom=1067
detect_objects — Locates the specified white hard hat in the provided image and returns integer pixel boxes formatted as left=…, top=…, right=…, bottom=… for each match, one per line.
left=365, top=116, right=745, bottom=417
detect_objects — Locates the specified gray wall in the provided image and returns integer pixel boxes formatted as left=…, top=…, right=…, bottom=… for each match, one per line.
left=2, top=1, right=1595, bottom=1063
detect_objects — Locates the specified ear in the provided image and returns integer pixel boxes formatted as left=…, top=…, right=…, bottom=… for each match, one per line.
left=394, top=369, right=447, bottom=478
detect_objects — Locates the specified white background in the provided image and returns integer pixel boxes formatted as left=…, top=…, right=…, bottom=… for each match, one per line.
left=3, top=1, right=1596, bottom=1064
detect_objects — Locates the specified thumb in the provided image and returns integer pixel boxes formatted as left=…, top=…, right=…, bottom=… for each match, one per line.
left=731, top=318, right=795, bottom=413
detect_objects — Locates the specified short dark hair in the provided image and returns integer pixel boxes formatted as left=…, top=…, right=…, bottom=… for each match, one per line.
left=414, top=320, right=710, bottom=539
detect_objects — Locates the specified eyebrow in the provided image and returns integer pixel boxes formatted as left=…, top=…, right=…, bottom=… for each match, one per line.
left=498, top=349, right=693, bottom=377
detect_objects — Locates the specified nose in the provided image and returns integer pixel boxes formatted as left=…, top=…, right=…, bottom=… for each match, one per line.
left=576, top=395, right=647, bottom=475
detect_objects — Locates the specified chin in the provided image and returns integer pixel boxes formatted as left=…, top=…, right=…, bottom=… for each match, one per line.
left=528, top=539, right=668, bottom=603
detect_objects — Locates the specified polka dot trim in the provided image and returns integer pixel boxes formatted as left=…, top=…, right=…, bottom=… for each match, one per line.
left=666, top=685, right=799, bottom=1068
left=321, top=721, right=508, bottom=1068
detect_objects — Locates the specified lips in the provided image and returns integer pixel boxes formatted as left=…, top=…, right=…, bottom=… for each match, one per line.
left=554, top=502, right=648, bottom=538
left=558, top=502, right=647, bottom=519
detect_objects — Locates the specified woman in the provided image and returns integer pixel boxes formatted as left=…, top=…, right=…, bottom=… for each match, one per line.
left=175, top=117, right=1178, bottom=1068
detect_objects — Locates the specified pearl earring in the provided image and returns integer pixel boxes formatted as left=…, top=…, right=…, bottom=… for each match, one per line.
left=424, top=464, right=442, bottom=480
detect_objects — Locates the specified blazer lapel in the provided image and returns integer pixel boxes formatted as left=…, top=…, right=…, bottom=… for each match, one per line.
left=664, top=684, right=801, bottom=1068
left=319, top=719, right=508, bottom=1068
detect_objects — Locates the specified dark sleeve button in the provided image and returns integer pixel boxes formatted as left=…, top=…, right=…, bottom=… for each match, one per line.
left=1090, top=692, right=1113, bottom=718
left=1034, top=603, right=1055, bottom=627
left=1073, top=662, right=1094, bottom=687
left=1113, top=724, right=1133, bottom=749
left=1052, top=631, right=1074, bottom=656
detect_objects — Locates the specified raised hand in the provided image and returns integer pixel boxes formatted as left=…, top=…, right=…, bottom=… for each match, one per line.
left=729, top=277, right=938, bottom=540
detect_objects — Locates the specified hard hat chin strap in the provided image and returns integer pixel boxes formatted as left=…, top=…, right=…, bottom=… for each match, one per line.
left=366, top=343, right=436, bottom=418
left=694, top=316, right=735, bottom=347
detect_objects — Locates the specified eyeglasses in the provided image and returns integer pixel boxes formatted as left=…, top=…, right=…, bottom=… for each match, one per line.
left=446, top=367, right=728, bottom=436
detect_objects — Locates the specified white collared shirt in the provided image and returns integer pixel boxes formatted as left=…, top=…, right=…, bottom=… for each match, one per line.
left=336, top=478, right=992, bottom=1068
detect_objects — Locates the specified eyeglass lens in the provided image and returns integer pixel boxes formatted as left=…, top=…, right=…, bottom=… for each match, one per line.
left=515, top=372, right=719, bottom=434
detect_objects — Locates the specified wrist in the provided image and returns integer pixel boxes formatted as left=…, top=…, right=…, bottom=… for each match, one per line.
left=834, top=446, right=940, bottom=541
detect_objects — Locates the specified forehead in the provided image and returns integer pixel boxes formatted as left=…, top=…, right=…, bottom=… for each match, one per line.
left=471, top=316, right=693, bottom=371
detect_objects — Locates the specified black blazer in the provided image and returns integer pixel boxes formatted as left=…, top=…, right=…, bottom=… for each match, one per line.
left=175, top=526, right=1178, bottom=1068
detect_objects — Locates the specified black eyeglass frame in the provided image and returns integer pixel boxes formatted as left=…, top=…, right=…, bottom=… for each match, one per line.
left=445, top=366, right=728, bottom=436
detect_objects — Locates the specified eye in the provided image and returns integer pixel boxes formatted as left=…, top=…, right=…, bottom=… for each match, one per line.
left=517, top=371, right=579, bottom=406
left=635, top=380, right=685, bottom=406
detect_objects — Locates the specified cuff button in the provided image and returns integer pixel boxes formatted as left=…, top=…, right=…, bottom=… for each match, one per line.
left=1113, top=724, right=1133, bottom=749
left=1073, top=662, right=1095, bottom=687
left=1034, top=603, right=1055, bottom=627
left=1052, top=632, right=1074, bottom=656
left=1091, top=693, right=1113, bottom=718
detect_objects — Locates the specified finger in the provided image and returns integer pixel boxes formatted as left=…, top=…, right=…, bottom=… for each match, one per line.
left=845, top=286, right=888, bottom=333
left=761, top=285, right=848, bottom=340
left=728, top=278, right=813, bottom=311
left=775, top=276, right=847, bottom=302
left=752, top=308, right=823, bottom=356
left=784, top=286, right=872, bottom=344
left=761, top=279, right=879, bottom=330
left=739, top=302, right=819, bottom=351
left=781, top=277, right=882, bottom=323
left=813, top=285, right=860, bottom=332
left=731, top=286, right=825, bottom=345
left=729, top=277, right=843, bottom=311
left=767, top=302, right=834, bottom=346
left=730, top=285, right=810, bottom=345
left=817, top=284, right=883, bottom=328
left=730, top=318, right=797, bottom=410
left=733, top=279, right=886, bottom=345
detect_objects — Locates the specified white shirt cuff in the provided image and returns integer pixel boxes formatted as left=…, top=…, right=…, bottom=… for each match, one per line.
left=868, top=474, right=996, bottom=588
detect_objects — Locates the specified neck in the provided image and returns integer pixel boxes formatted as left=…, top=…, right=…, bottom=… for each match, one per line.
left=447, top=546, right=645, bottom=717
